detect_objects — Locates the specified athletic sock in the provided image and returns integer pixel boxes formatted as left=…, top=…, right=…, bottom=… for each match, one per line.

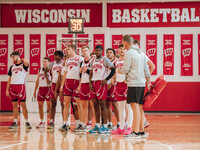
left=50, top=119, right=53, bottom=123
left=117, top=122, right=120, bottom=126
left=41, top=119, right=44, bottom=123
left=65, top=121, right=68, bottom=125
left=88, top=121, right=92, bottom=124
left=25, top=119, right=28, bottom=123
left=14, top=119, right=18, bottom=124
left=103, top=124, right=108, bottom=128
left=109, top=122, right=112, bottom=126
left=82, top=123, right=86, bottom=127
left=96, top=123, right=101, bottom=128
left=75, top=120, right=79, bottom=127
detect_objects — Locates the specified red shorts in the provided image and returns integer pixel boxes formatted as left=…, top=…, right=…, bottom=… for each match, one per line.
left=90, top=81, right=107, bottom=100
left=107, top=85, right=116, bottom=102
left=80, top=83, right=91, bottom=101
left=64, top=79, right=79, bottom=97
left=50, top=83, right=64, bottom=101
left=115, top=82, right=127, bottom=101
left=9, top=84, right=26, bottom=101
left=37, top=87, right=50, bottom=102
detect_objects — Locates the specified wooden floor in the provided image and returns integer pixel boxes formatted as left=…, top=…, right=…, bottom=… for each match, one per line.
left=0, top=112, right=200, bottom=150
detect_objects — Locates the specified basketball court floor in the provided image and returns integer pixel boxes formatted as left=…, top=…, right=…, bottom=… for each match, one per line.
left=0, top=112, right=200, bottom=150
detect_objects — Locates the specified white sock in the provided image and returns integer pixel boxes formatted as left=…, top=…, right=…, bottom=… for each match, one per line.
left=117, top=122, right=120, bottom=125
left=88, top=121, right=92, bottom=124
left=126, top=104, right=133, bottom=128
left=75, top=120, right=79, bottom=127
left=103, top=124, right=108, bottom=128
left=118, top=101, right=126, bottom=130
left=96, top=123, right=101, bottom=128
left=25, top=119, right=28, bottom=123
left=41, top=119, right=44, bottom=123
left=109, top=122, right=112, bottom=126
left=14, top=119, right=18, bottom=124
left=50, top=119, right=53, bottom=123
left=82, top=122, right=86, bottom=127
left=65, top=121, right=68, bottom=125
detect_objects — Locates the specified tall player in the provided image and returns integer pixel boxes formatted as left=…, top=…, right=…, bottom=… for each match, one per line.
left=76, top=46, right=93, bottom=132
left=6, top=51, right=31, bottom=129
left=106, top=48, right=120, bottom=130
left=46, top=51, right=64, bottom=129
left=89, top=45, right=115, bottom=134
left=60, top=44, right=84, bottom=132
left=34, top=57, right=51, bottom=128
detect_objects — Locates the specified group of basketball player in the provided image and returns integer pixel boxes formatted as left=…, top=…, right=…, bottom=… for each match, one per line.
left=6, top=34, right=155, bottom=139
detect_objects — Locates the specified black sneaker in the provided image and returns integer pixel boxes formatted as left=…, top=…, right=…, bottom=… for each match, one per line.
left=77, top=125, right=86, bottom=132
left=73, top=124, right=82, bottom=132
left=47, top=122, right=54, bottom=129
left=9, top=122, right=18, bottom=129
left=108, top=124, right=113, bottom=130
left=26, top=122, right=32, bottom=129
left=113, top=124, right=120, bottom=130
left=59, top=124, right=67, bottom=132
left=66, top=124, right=71, bottom=130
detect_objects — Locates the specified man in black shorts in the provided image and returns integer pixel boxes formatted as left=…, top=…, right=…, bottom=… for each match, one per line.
left=119, top=35, right=151, bottom=138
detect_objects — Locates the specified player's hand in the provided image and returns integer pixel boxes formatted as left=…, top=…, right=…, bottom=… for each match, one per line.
left=59, top=92, right=63, bottom=99
left=101, top=79, right=107, bottom=86
left=111, top=78, right=115, bottom=85
left=54, top=92, right=58, bottom=99
left=33, top=92, right=36, bottom=98
left=77, top=85, right=81, bottom=94
left=123, top=80, right=127, bottom=84
left=107, top=84, right=112, bottom=91
left=60, top=86, right=63, bottom=93
left=89, top=83, right=94, bottom=91
left=83, top=67, right=88, bottom=73
left=147, top=81, right=152, bottom=91
left=80, top=67, right=83, bottom=73
left=6, top=90, right=10, bottom=97
left=47, top=79, right=51, bottom=85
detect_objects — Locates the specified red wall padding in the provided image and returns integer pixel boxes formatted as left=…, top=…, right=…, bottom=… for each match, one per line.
left=1, top=81, right=200, bottom=111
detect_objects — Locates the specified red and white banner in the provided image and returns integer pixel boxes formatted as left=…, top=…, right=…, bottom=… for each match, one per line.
left=62, top=34, right=73, bottom=55
left=163, top=34, right=174, bottom=75
left=77, top=34, right=89, bottom=55
left=0, top=35, right=8, bottom=74
left=13, top=34, right=24, bottom=58
left=146, top=35, right=157, bottom=75
left=198, top=34, right=200, bottom=75
left=30, top=34, right=41, bottom=74
left=181, top=34, right=193, bottom=76
left=46, top=34, right=57, bottom=61
left=1, top=4, right=102, bottom=28
left=112, top=35, right=123, bottom=53
left=93, top=34, right=105, bottom=55
left=107, top=2, right=200, bottom=28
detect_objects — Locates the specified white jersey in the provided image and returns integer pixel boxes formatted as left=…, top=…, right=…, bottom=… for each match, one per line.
left=115, top=59, right=126, bottom=82
left=106, top=59, right=116, bottom=84
left=81, top=58, right=93, bottom=83
left=10, top=63, right=27, bottom=84
left=39, top=68, right=51, bottom=87
left=91, top=57, right=108, bottom=81
left=51, top=60, right=64, bottom=83
left=65, top=55, right=84, bottom=80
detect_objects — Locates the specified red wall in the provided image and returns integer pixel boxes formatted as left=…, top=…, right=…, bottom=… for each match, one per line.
left=1, top=81, right=200, bottom=111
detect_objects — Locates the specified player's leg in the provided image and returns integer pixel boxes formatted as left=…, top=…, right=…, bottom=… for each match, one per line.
left=89, top=98, right=101, bottom=133
left=139, top=104, right=148, bottom=138
left=46, top=101, right=51, bottom=122
left=20, top=101, right=31, bottom=129
left=86, top=101, right=93, bottom=129
left=63, top=96, right=71, bottom=127
left=9, top=101, right=19, bottom=129
left=124, top=103, right=133, bottom=135
left=112, top=101, right=120, bottom=129
left=106, top=102, right=113, bottom=129
left=36, top=101, right=45, bottom=128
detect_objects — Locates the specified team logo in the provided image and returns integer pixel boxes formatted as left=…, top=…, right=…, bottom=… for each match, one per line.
left=15, top=71, right=18, bottom=74
left=31, top=48, right=39, bottom=57
left=95, top=68, right=98, bottom=72
left=0, top=48, right=7, bottom=57
left=70, top=66, right=73, bottom=70
left=42, top=77, right=45, bottom=80
left=19, top=94, right=22, bottom=97
left=97, top=93, right=100, bottom=96
left=147, top=48, right=156, bottom=57
left=15, top=48, right=23, bottom=55
left=47, top=48, right=56, bottom=56
left=112, top=95, right=115, bottom=98
left=164, top=48, right=173, bottom=57
left=182, top=48, right=191, bottom=57
left=46, top=96, right=49, bottom=99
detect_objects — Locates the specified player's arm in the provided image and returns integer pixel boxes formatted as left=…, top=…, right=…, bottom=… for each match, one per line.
left=102, top=58, right=115, bottom=85
left=144, top=58, right=151, bottom=90
left=55, top=69, right=62, bottom=98
left=60, top=68, right=67, bottom=93
left=89, top=69, right=94, bottom=91
left=118, top=52, right=131, bottom=74
left=6, top=76, right=11, bottom=97
left=44, top=62, right=53, bottom=85
left=34, top=73, right=40, bottom=98
left=21, top=58, right=29, bottom=67
left=147, top=60, right=155, bottom=74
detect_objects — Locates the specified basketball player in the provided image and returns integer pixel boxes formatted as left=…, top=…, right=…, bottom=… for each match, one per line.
left=75, top=46, right=93, bottom=132
left=111, top=44, right=133, bottom=135
left=90, top=52, right=96, bottom=59
left=89, top=45, right=115, bottom=134
left=60, top=44, right=84, bottom=132
left=6, top=51, right=31, bottom=129
left=34, top=57, right=51, bottom=128
left=106, top=48, right=120, bottom=130
left=46, top=51, right=64, bottom=129
left=120, top=35, right=151, bottom=138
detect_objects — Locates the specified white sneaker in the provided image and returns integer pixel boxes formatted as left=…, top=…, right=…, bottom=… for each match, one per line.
left=36, top=122, right=45, bottom=128
left=140, top=132, right=149, bottom=138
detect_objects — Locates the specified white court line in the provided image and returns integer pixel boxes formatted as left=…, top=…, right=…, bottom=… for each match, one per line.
left=148, top=141, right=173, bottom=150
left=0, top=133, right=11, bottom=137
left=0, top=141, right=28, bottom=150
